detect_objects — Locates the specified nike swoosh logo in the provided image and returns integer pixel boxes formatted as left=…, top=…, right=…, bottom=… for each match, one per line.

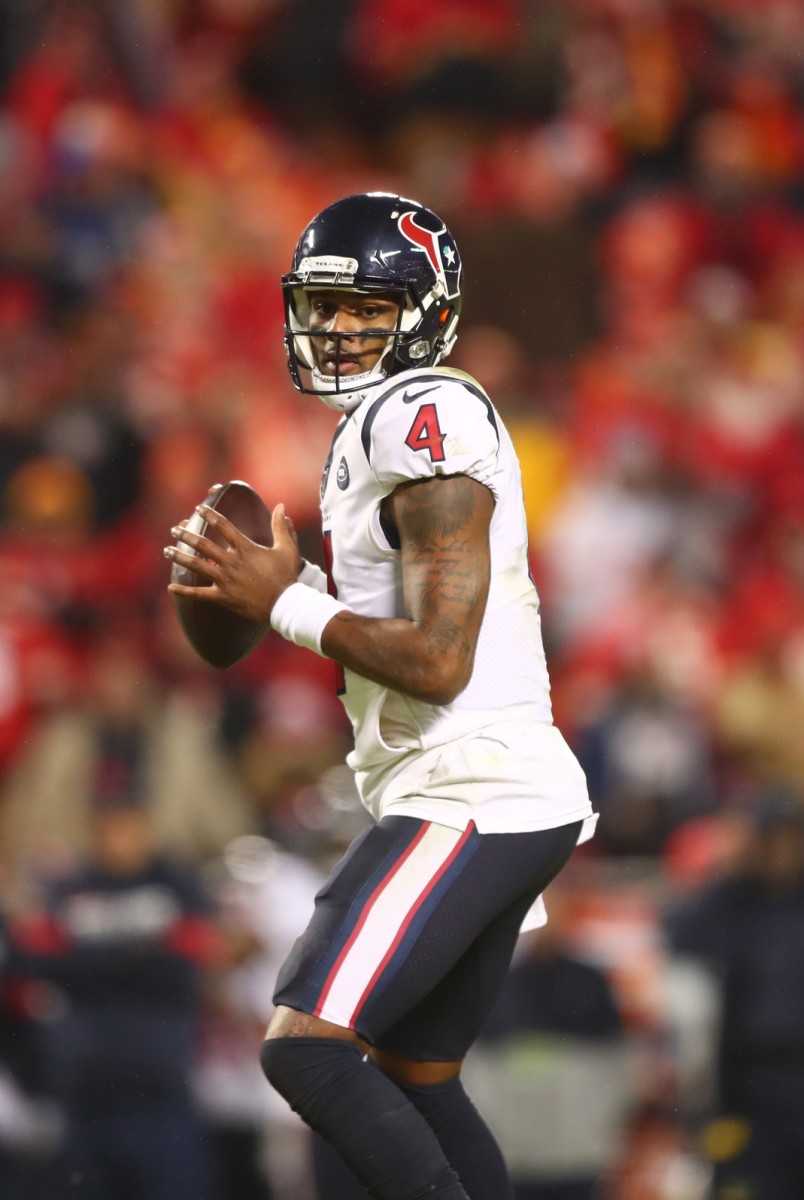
left=402, top=384, right=440, bottom=403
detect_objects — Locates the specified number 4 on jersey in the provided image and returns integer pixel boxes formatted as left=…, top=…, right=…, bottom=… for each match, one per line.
left=405, top=403, right=446, bottom=463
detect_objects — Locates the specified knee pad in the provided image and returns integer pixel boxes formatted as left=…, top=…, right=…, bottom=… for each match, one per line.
left=260, top=1037, right=468, bottom=1199
left=260, top=1036, right=365, bottom=1123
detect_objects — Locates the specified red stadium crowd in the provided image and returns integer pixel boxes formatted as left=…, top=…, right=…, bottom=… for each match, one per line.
left=0, top=1, right=803, bottom=1197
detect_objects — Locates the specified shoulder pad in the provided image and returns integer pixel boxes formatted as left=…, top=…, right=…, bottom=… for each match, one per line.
left=359, top=369, right=500, bottom=491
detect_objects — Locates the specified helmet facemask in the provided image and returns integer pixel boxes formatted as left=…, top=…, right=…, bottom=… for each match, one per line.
left=283, top=281, right=458, bottom=413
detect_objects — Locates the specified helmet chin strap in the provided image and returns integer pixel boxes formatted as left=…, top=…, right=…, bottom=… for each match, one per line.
left=312, top=365, right=387, bottom=412
left=310, top=333, right=400, bottom=412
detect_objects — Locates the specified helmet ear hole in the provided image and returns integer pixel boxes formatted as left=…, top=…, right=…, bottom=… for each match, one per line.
left=439, top=307, right=452, bottom=327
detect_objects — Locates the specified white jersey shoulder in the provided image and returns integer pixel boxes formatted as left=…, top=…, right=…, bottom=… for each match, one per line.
left=358, top=368, right=501, bottom=495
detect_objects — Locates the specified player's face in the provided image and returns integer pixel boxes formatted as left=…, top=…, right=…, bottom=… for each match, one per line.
left=307, top=290, right=402, bottom=378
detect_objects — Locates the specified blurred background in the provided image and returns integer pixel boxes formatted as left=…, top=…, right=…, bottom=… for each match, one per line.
left=0, top=1, right=803, bottom=1198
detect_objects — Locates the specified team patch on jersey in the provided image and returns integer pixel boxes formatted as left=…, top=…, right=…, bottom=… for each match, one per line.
left=322, top=419, right=349, bottom=499
left=336, top=456, right=350, bottom=490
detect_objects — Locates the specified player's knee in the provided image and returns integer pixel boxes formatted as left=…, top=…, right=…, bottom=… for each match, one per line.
left=260, top=1036, right=365, bottom=1120
left=259, top=1036, right=314, bottom=1099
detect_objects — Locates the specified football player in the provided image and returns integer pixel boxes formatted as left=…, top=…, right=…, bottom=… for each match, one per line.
left=167, top=192, right=597, bottom=1200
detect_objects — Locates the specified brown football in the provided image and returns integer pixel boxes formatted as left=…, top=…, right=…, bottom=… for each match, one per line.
left=170, top=480, right=272, bottom=669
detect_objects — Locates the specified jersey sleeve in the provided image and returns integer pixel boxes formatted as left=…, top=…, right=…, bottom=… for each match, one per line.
left=365, top=378, right=501, bottom=495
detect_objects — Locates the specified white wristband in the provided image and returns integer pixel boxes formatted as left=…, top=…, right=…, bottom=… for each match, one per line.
left=298, top=559, right=328, bottom=594
left=270, top=582, right=348, bottom=655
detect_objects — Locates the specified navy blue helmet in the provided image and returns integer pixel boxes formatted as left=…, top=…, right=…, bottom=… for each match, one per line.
left=282, top=192, right=463, bottom=410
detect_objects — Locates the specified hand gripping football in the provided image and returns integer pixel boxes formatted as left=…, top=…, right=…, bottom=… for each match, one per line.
left=170, top=480, right=272, bottom=668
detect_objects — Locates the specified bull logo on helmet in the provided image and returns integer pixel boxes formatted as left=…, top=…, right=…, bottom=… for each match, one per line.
left=397, top=211, right=460, bottom=298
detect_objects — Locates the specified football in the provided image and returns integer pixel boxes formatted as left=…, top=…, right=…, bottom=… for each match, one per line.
left=170, top=480, right=272, bottom=669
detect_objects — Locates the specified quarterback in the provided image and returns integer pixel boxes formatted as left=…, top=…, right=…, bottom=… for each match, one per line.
left=167, top=193, right=596, bottom=1200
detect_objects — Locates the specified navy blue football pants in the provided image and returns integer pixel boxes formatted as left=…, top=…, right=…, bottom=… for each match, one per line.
left=274, top=815, right=582, bottom=1061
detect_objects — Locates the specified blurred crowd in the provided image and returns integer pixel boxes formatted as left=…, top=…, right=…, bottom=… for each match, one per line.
left=0, top=0, right=803, bottom=1197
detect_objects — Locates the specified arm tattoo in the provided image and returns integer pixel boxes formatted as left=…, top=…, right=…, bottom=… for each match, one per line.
left=424, top=615, right=473, bottom=661
left=399, top=475, right=478, bottom=543
left=397, top=475, right=491, bottom=661
left=322, top=476, right=492, bottom=700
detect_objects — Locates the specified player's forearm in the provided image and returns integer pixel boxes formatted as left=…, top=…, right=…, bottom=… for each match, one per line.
left=321, top=608, right=475, bottom=705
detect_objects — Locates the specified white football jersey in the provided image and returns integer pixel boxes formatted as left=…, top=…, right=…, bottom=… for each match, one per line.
left=320, top=366, right=594, bottom=839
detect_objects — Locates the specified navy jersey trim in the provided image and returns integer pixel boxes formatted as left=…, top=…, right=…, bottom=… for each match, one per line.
left=360, top=374, right=499, bottom=466
left=379, top=507, right=401, bottom=550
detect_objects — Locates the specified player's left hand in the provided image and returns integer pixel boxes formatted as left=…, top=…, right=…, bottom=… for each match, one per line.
left=165, top=504, right=302, bottom=622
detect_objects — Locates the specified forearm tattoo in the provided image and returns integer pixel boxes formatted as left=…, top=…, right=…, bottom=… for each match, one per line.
left=423, top=614, right=472, bottom=661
